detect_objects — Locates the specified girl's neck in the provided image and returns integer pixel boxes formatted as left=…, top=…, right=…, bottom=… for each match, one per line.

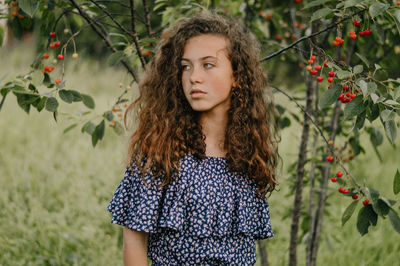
left=199, top=111, right=228, bottom=157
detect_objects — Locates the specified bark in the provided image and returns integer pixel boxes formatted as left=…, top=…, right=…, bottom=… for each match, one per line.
left=288, top=19, right=320, bottom=266
left=257, top=240, right=269, bottom=266
left=308, top=29, right=356, bottom=266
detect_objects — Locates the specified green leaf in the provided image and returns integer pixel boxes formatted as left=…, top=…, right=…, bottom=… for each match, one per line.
left=81, top=93, right=95, bottom=109
left=336, top=0, right=364, bottom=8
left=69, top=90, right=82, bottom=102
left=32, top=70, right=44, bottom=86
left=388, top=209, right=400, bottom=233
left=384, top=120, right=398, bottom=144
left=337, top=70, right=352, bottom=79
left=370, top=128, right=383, bottom=146
left=381, top=110, right=395, bottom=122
left=356, top=204, right=378, bottom=236
left=392, top=10, right=400, bottom=36
left=319, top=84, right=341, bottom=109
left=355, top=53, right=369, bottom=68
left=92, top=120, right=105, bottom=147
left=63, top=123, right=78, bottom=134
left=113, top=121, right=125, bottom=135
left=353, top=65, right=363, bottom=75
left=310, top=8, right=332, bottom=22
left=103, top=111, right=114, bottom=121
left=59, top=90, right=74, bottom=104
left=344, top=96, right=365, bottom=119
left=366, top=187, right=380, bottom=206
left=45, top=97, right=58, bottom=112
left=394, top=170, right=400, bottom=195
left=107, top=51, right=124, bottom=66
left=303, top=0, right=332, bottom=9
left=342, top=200, right=358, bottom=226
left=36, top=96, right=47, bottom=112
left=369, top=3, right=390, bottom=18
left=82, top=121, right=96, bottom=135
left=374, top=199, right=390, bottom=218
left=19, top=0, right=39, bottom=17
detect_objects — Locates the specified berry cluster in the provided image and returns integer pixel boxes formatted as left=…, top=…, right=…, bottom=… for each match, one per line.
left=337, top=84, right=360, bottom=103
left=41, top=31, right=79, bottom=84
left=327, top=141, right=366, bottom=204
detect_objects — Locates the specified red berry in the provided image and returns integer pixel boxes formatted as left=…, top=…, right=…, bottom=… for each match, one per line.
left=50, top=32, right=56, bottom=38
left=342, top=85, right=349, bottom=90
left=308, top=59, right=314, bottom=65
left=336, top=171, right=343, bottom=177
left=331, top=177, right=337, bottom=182
left=49, top=43, right=56, bottom=49
left=310, top=56, right=316, bottom=61
left=55, top=79, right=61, bottom=84
left=365, top=29, right=371, bottom=35
left=327, top=156, right=334, bottom=162
left=315, top=65, right=322, bottom=71
left=352, top=20, right=360, bottom=26
left=311, top=69, right=318, bottom=75
left=338, top=93, right=344, bottom=99
left=324, top=61, right=329, bottom=67
left=350, top=93, right=356, bottom=99
left=328, top=84, right=333, bottom=89
left=57, top=54, right=64, bottom=60
left=339, top=187, right=345, bottom=193
left=275, top=35, right=282, bottom=41
left=343, top=189, right=351, bottom=194
left=350, top=34, right=357, bottom=40
left=317, top=76, right=323, bottom=82
left=328, top=71, right=335, bottom=77
left=327, top=77, right=333, bottom=83
left=346, top=92, right=351, bottom=97
left=363, top=199, right=370, bottom=206
left=44, top=66, right=50, bottom=72
left=55, top=41, right=61, bottom=47
left=352, top=194, right=359, bottom=199
left=43, top=54, right=49, bottom=59
left=359, top=31, right=365, bottom=37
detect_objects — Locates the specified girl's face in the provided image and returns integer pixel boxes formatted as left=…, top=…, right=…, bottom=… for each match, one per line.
left=181, top=34, right=236, bottom=115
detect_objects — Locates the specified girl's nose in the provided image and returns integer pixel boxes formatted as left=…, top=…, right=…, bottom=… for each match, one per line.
left=189, top=66, right=203, bottom=84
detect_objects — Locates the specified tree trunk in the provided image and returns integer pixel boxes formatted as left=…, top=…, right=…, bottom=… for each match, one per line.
left=257, top=240, right=269, bottom=266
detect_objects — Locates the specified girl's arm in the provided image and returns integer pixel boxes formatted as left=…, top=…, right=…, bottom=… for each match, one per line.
left=123, top=227, right=149, bottom=266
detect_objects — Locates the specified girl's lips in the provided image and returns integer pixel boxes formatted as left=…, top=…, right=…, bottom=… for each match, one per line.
left=190, top=90, right=206, bottom=98
left=190, top=89, right=206, bottom=94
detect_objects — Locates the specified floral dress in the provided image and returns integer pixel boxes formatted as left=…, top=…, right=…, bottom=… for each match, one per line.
left=107, top=153, right=274, bottom=265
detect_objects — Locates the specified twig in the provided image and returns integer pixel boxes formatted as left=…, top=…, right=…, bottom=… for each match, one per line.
left=142, top=0, right=153, bottom=37
left=129, top=0, right=147, bottom=69
left=261, top=9, right=365, bottom=61
left=68, top=0, right=139, bottom=83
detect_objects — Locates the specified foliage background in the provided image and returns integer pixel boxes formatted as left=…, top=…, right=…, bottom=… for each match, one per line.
left=1, top=41, right=399, bottom=265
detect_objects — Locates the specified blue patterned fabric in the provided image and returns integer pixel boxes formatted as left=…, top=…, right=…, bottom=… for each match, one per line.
left=107, top=153, right=274, bottom=265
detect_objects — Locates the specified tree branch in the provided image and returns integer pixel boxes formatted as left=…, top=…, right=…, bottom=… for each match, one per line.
left=67, top=0, right=139, bottom=83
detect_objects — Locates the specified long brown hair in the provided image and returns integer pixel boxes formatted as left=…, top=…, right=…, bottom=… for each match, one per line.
left=123, top=10, right=280, bottom=200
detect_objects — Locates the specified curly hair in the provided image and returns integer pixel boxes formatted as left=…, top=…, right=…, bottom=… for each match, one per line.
left=123, top=10, right=280, bottom=200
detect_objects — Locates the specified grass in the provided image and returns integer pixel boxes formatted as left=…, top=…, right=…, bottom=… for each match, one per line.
left=1, top=41, right=399, bottom=266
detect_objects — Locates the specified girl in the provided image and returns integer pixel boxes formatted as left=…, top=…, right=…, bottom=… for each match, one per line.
left=108, top=10, right=279, bottom=266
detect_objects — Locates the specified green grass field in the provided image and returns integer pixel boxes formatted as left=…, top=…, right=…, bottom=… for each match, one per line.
left=1, top=42, right=399, bottom=266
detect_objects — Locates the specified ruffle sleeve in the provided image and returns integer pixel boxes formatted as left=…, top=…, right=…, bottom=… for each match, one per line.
left=107, top=154, right=274, bottom=240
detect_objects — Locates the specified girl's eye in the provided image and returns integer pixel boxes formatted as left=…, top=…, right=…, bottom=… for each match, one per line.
left=204, top=63, right=214, bottom=68
left=182, top=65, right=190, bottom=71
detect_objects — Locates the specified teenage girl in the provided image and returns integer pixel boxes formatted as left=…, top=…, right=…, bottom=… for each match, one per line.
left=108, top=10, right=279, bottom=266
